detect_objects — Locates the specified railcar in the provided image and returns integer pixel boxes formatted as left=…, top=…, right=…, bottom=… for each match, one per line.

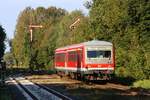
left=54, top=40, right=115, bottom=80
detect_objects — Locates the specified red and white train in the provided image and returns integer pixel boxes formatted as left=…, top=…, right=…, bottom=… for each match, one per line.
left=54, top=40, right=115, bottom=80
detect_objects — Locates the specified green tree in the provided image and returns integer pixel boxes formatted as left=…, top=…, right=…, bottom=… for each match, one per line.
left=56, top=10, right=91, bottom=47
left=89, top=0, right=129, bottom=71
left=3, top=52, right=14, bottom=67
left=126, top=0, right=150, bottom=79
left=12, top=6, right=66, bottom=70
left=12, top=7, right=32, bottom=67
left=89, top=0, right=150, bottom=79
left=0, top=25, right=6, bottom=60
left=89, top=0, right=128, bottom=40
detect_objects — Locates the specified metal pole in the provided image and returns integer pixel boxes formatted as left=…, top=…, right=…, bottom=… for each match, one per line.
left=69, top=18, right=81, bottom=43
left=28, top=25, right=43, bottom=72
left=69, top=18, right=80, bottom=30
left=30, top=28, right=33, bottom=42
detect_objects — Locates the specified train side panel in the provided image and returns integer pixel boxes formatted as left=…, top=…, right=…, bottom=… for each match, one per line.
left=66, top=47, right=83, bottom=71
left=55, top=50, right=66, bottom=70
left=55, top=45, right=84, bottom=72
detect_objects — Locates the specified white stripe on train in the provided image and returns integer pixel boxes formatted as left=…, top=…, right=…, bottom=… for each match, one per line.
left=55, top=67, right=114, bottom=71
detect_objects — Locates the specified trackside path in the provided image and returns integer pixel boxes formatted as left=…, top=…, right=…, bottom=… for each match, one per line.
left=7, top=76, right=72, bottom=100
left=15, top=77, right=63, bottom=100
left=7, top=77, right=33, bottom=100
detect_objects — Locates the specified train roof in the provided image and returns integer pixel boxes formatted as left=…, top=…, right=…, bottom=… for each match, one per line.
left=83, top=40, right=112, bottom=46
left=56, top=40, right=112, bottom=52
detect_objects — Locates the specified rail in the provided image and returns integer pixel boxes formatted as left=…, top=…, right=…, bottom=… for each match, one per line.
left=9, top=76, right=72, bottom=100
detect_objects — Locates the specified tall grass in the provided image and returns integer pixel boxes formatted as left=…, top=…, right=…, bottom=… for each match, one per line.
left=133, top=80, right=150, bottom=89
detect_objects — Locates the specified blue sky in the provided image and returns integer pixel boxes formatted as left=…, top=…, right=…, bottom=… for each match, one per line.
left=0, top=0, right=88, bottom=39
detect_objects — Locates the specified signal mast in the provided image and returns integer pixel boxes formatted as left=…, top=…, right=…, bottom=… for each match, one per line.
left=69, top=18, right=80, bottom=30
left=29, top=25, right=43, bottom=42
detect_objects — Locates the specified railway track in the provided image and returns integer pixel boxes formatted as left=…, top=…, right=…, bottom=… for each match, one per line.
left=8, top=76, right=72, bottom=100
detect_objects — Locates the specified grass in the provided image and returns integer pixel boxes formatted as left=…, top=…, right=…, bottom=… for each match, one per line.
left=0, top=86, right=12, bottom=100
left=133, top=79, right=150, bottom=89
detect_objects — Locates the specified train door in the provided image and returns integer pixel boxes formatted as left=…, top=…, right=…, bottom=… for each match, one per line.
left=67, top=51, right=77, bottom=69
left=77, top=50, right=82, bottom=72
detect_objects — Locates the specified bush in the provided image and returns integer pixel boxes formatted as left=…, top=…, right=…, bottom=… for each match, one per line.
left=115, top=67, right=129, bottom=78
left=47, top=70, right=56, bottom=75
left=133, top=80, right=150, bottom=89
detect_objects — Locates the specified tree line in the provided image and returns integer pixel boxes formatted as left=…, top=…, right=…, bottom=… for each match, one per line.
left=5, top=0, right=150, bottom=80
left=0, top=26, right=6, bottom=61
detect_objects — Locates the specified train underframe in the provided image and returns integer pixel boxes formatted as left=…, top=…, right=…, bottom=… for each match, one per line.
left=56, top=69, right=114, bottom=81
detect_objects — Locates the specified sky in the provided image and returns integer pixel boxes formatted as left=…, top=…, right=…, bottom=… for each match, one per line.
left=0, top=0, right=88, bottom=39
left=0, top=0, right=88, bottom=52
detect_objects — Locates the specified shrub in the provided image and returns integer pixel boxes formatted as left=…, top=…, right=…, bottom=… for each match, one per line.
left=133, top=80, right=150, bottom=89
left=115, top=67, right=129, bottom=78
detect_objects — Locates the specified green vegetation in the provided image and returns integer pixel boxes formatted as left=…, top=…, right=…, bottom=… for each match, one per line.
left=89, top=0, right=150, bottom=80
left=0, top=25, right=6, bottom=86
left=6, top=0, right=150, bottom=80
left=133, top=80, right=150, bottom=89
left=0, top=25, right=6, bottom=60
left=10, top=7, right=90, bottom=70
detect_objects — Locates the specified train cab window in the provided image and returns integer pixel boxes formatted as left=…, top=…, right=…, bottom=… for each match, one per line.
left=87, top=50, right=111, bottom=59
left=104, top=51, right=111, bottom=58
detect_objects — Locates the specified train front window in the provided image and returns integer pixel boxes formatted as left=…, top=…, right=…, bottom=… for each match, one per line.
left=87, top=50, right=111, bottom=59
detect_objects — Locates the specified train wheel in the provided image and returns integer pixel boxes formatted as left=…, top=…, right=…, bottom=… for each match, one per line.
left=70, top=72, right=75, bottom=79
left=76, top=73, right=81, bottom=80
